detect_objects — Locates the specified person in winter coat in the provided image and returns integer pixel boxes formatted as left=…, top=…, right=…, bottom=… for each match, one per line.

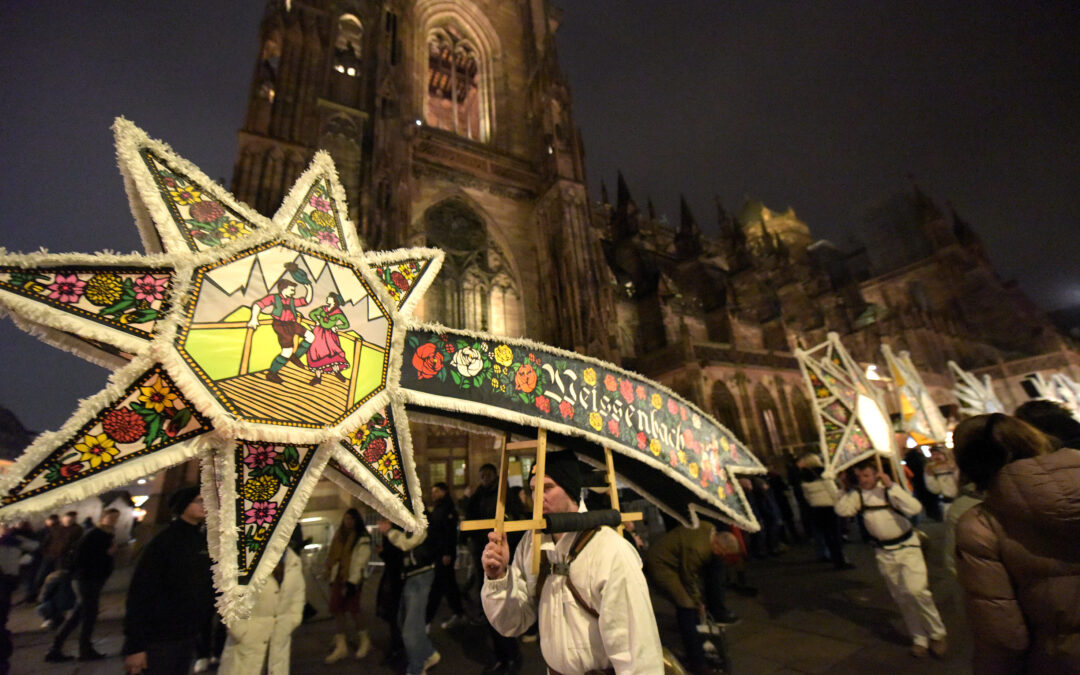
left=36, top=569, right=75, bottom=630
left=33, top=512, right=81, bottom=601
left=323, top=508, right=372, bottom=663
left=1014, top=398, right=1080, bottom=450
left=375, top=519, right=405, bottom=666
left=123, top=487, right=215, bottom=675
left=953, top=413, right=1080, bottom=674
left=462, top=463, right=498, bottom=594
left=796, top=454, right=853, bottom=570
left=424, top=482, right=464, bottom=629
left=46, top=508, right=119, bottom=662
left=647, top=523, right=738, bottom=675
left=0, top=523, right=39, bottom=673
left=382, top=519, right=441, bottom=675
left=219, top=548, right=305, bottom=674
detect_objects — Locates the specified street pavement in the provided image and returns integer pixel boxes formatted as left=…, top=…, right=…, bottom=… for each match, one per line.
left=10, top=519, right=973, bottom=674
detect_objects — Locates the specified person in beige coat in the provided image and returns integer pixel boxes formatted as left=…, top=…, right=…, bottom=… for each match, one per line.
left=219, top=548, right=305, bottom=675
left=954, top=413, right=1080, bottom=674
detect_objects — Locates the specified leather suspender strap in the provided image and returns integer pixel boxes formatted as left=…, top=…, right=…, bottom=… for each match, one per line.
left=536, top=527, right=602, bottom=615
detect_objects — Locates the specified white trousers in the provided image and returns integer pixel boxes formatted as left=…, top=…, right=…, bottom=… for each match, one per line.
left=874, top=542, right=946, bottom=647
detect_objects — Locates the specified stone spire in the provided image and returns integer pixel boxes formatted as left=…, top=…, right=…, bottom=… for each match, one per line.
left=675, top=194, right=703, bottom=260
left=716, top=196, right=750, bottom=270
left=610, top=171, right=639, bottom=240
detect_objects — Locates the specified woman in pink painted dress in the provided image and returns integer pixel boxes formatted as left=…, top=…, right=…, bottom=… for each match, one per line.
left=305, top=292, right=350, bottom=385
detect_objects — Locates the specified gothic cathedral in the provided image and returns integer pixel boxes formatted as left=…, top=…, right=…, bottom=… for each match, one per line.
left=229, top=0, right=1077, bottom=478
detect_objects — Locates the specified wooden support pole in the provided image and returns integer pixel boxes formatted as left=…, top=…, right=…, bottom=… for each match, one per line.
left=494, top=431, right=511, bottom=539
left=459, top=512, right=643, bottom=533
left=530, top=428, right=547, bottom=576
left=604, top=446, right=624, bottom=535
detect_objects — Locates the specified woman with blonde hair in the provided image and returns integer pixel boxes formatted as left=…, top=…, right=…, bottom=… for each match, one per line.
left=953, top=413, right=1080, bottom=674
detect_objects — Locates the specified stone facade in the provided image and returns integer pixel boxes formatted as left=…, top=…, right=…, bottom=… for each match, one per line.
left=231, top=0, right=1077, bottom=478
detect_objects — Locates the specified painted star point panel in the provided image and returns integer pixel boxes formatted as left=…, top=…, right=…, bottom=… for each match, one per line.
left=235, top=440, right=319, bottom=584
left=2, top=364, right=212, bottom=507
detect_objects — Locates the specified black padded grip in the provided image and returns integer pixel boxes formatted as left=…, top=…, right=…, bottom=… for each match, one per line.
left=543, top=509, right=622, bottom=533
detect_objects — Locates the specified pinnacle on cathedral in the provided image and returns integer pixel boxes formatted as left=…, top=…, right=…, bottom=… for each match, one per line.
left=675, top=195, right=703, bottom=260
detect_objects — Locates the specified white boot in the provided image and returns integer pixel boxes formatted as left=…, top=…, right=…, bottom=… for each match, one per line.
left=355, top=628, right=371, bottom=659
left=325, top=633, right=349, bottom=664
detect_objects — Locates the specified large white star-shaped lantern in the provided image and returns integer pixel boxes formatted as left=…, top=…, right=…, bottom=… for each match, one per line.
left=0, top=119, right=440, bottom=617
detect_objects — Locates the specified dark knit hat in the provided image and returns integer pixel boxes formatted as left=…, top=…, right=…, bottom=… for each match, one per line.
left=168, top=486, right=200, bottom=516
left=540, top=451, right=583, bottom=503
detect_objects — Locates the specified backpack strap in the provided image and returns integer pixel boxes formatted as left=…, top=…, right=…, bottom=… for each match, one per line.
left=535, top=527, right=603, bottom=617
left=857, top=487, right=913, bottom=547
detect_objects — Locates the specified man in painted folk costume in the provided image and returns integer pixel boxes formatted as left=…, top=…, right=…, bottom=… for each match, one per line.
left=247, top=263, right=313, bottom=384
left=305, top=292, right=350, bottom=386
left=481, top=450, right=663, bottom=674
left=835, top=459, right=948, bottom=659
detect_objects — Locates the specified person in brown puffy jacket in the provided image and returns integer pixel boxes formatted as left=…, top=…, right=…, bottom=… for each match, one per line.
left=953, top=412, right=1080, bottom=674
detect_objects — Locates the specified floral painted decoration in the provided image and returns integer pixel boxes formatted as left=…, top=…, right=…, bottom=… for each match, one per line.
left=235, top=441, right=318, bottom=582
left=339, top=407, right=412, bottom=511
left=0, top=267, right=173, bottom=338
left=370, top=259, right=430, bottom=308
left=286, top=179, right=345, bottom=250
left=401, top=328, right=762, bottom=526
left=142, top=151, right=255, bottom=252
left=3, top=366, right=211, bottom=506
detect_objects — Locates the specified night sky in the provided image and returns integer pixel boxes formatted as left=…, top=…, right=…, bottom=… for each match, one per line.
left=1, top=2, right=1077, bottom=432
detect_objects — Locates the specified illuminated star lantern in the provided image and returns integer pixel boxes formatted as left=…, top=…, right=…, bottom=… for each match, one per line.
left=795, top=333, right=894, bottom=477
left=882, top=344, right=948, bottom=444
left=947, top=361, right=1005, bottom=417
left=0, top=119, right=440, bottom=618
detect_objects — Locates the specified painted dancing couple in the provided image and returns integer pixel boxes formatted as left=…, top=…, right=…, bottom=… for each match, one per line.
left=248, top=278, right=351, bottom=386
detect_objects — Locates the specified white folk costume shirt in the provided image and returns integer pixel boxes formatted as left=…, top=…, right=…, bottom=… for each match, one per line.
left=835, top=481, right=922, bottom=545
left=482, top=521, right=663, bottom=674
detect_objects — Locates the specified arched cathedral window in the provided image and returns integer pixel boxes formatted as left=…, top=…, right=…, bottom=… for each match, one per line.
left=329, top=15, right=363, bottom=107
left=426, top=25, right=485, bottom=141
left=333, top=15, right=363, bottom=77
left=423, top=200, right=522, bottom=335
left=258, top=34, right=281, bottom=104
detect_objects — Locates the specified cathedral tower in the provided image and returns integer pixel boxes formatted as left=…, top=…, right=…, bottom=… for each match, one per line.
left=231, top=0, right=615, bottom=355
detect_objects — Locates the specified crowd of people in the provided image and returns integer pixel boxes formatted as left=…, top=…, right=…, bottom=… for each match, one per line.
left=0, top=398, right=1077, bottom=674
